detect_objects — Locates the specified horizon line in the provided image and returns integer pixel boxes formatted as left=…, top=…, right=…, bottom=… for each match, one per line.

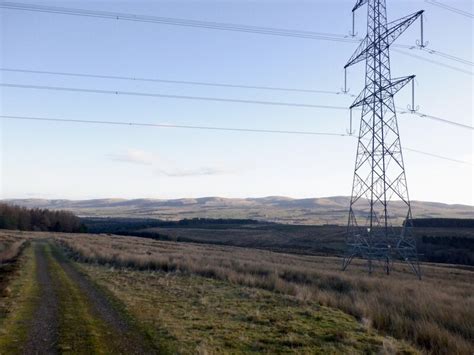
left=2, top=195, right=473, bottom=207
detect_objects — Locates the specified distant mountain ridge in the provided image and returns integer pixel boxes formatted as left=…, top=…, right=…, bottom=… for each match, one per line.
left=4, top=196, right=473, bottom=225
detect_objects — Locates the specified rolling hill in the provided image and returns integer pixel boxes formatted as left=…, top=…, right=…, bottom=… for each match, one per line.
left=5, top=196, right=473, bottom=225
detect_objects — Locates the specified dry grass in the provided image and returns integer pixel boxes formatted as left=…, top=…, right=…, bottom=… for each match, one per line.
left=81, top=263, right=416, bottom=354
left=0, top=233, right=28, bottom=264
left=2, top=230, right=472, bottom=354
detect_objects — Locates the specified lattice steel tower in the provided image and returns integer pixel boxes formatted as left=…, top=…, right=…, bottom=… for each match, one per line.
left=342, top=0, right=423, bottom=278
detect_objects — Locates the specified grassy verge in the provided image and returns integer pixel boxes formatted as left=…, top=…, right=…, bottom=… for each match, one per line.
left=0, top=245, right=39, bottom=354
left=80, top=263, right=417, bottom=354
left=55, top=233, right=474, bottom=354
left=63, top=263, right=177, bottom=354
left=0, top=240, right=27, bottom=264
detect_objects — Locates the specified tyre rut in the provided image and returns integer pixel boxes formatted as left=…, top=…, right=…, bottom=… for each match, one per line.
left=50, top=242, right=158, bottom=354
left=23, top=242, right=59, bottom=355
left=22, top=241, right=158, bottom=354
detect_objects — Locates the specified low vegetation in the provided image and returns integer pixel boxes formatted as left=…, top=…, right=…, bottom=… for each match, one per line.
left=0, top=246, right=39, bottom=353
left=0, top=233, right=29, bottom=299
left=0, top=240, right=27, bottom=264
left=49, top=232, right=474, bottom=354
left=82, top=263, right=415, bottom=353
left=0, top=236, right=415, bottom=354
left=84, top=217, right=474, bottom=266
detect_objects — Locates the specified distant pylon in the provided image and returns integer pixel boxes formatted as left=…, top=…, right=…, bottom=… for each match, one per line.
left=342, top=0, right=423, bottom=278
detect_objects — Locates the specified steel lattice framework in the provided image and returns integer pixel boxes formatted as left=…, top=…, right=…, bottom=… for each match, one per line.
left=342, top=0, right=423, bottom=278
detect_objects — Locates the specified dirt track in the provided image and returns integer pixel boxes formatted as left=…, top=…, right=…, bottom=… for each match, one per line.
left=23, top=243, right=59, bottom=354
left=5, top=241, right=158, bottom=354
left=52, top=245, right=157, bottom=354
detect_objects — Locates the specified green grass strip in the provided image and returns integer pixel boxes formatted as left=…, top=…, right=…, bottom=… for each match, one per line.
left=44, top=243, right=116, bottom=354
left=0, top=246, right=39, bottom=354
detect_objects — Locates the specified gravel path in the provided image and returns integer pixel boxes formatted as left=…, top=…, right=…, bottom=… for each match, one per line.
left=54, top=247, right=157, bottom=354
left=23, top=242, right=59, bottom=354
left=20, top=241, right=158, bottom=354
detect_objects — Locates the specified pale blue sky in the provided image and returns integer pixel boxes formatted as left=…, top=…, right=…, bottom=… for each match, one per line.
left=0, top=0, right=473, bottom=204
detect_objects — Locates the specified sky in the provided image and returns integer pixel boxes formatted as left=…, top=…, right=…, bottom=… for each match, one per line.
left=0, top=0, right=473, bottom=204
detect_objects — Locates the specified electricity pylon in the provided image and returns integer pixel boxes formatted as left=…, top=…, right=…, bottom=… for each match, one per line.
left=342, top=0, right=423, bottom=278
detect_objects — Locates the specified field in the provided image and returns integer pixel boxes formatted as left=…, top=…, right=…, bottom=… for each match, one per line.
left=84, top=218, right=474, bottom=265
left=0, top=231, right=414, bottom=354
left=0, top=230, right=472, bottom=354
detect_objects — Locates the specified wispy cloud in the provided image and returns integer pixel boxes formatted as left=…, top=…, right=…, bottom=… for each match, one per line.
left=106, top=149, right=158, bottom=165
left=108, top=149, right=236, bottom=177
left=155, top=167, right=229, bottom=177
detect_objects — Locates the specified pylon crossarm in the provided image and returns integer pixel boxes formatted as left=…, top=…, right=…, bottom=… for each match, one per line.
left=352, top=0, right=368, bottom=12
left=345, top=11, right=423, bottom=69
left=386, top=11, right=424, bottom=44
left=388, top=75, right=415, bottom=95
left=350, top=76, right=414, bottom=109
left=345, top=36, right=370, bottom=69
left=350, top=88, right=368, bottom=109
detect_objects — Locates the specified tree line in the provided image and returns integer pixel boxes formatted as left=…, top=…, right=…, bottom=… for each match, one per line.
left=83, top=217, right=261, bottom=234
left=0, top=203, right=87, bottom=233
left=410, top=218, right=474, bottom=228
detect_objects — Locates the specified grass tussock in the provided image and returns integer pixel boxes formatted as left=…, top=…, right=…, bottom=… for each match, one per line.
left=81, top=263, right=416, bottom=354
left=19, top=231, right=474, bottom=354
left=0, top=240, right=27, bottom=264
left=0, top=245, right=39, bottom=353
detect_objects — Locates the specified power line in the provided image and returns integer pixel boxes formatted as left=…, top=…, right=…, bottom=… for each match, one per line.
left=1, top=2, right=472, bottom=71
left=419, top=47, right=473, bottom=67
left=2, top=82, right=472, bottom=130
left=1, top=114, right=471, bottom=166
left=393, top=49, right=473, bottom=76
left=403, top=147, right=472, bottom=165
left=0, top=115, right=348, bottom=136
left=399, top=110, right=474, bottom=130
left=394, top=44, right=473, bottom=67
left=0, top=2, right=357, bottom=43
left=0, top=83, right=349, bottom=110
left=425, top=0, right=474, bottom=19
left=1, top=69, right=472, bottom=131
left=0, top=68, right=350, bottom=96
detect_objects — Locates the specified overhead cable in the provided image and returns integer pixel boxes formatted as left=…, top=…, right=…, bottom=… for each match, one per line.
left=1, top=114, right=471, bottom=165
left=0, top=83, right=349, bottom=110
left=0, top=115, right=349, bottom=136
left=1, top=2, right=472, bottom=70
left=425, top=0, right=474, bottom=19
left=0, top=68, right=349, bottom=96
left=2, top=82, right=472, bottom=130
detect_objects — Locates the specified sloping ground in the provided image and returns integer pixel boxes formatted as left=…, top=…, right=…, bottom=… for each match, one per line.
left=1, top=231, right=473, bottom=353
left=52, top=231, right=474, bottom=354
left=6, top=196, right=473, bottom=224
left=81, top=264, right=416, bottom=354
left=0, top=237, right=417, bottom=354
left=133, top=224, right=474, bottom=265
